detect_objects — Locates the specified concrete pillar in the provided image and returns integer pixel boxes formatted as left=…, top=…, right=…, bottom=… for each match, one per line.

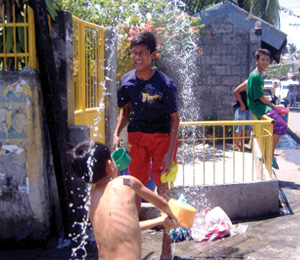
left=51, top=10, right=74, bottom=126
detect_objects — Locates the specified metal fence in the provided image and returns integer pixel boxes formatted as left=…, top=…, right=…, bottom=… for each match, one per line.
left=173, top=116, right=274, bottom=187
left=0, top=5, right=37, bottom=71
left=72, top=16, right=105, bottom=142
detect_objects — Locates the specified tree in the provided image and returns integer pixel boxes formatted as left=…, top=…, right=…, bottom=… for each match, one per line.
left=288, top=42, right=299, bottom=54
left=181, top=0, right=280, bottom=28
left=265, top=63, right=291, bottom=80
left=0, top=0, right=61, bottom=71
left=62, top=0, right=205, bottom=79
left=242, top=0, right=280, bottom=28
left=179, top=0, right=223, bottom=15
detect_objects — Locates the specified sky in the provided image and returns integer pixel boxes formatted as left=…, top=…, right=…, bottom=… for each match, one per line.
left=279, top=0, right=300, bottom=48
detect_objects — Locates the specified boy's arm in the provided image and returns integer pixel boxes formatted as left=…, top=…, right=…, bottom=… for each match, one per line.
left=161, top=111, right=179, bottom=175
left=130, top=176, right=179, bottom=222
left=258, top=96, right=277, bottom=110
left=113, top=102, right=131, bottom=149
left=234, top=80, right=247, bottom=111
left=139, top=215, right=176, bottom=231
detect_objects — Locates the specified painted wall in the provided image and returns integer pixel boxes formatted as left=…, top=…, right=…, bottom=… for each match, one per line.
left=0, top=68, right=61, bottom=247
left=0, top=10, right=117, bottom=247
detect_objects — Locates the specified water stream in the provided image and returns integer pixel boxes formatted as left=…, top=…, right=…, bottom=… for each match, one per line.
left=69, top=1, right=200, bottom=258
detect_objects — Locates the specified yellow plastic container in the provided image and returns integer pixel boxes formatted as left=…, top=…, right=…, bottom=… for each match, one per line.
left=161, top=161, right=178, bottom=183
left=165, top=198, right=197, bottom=228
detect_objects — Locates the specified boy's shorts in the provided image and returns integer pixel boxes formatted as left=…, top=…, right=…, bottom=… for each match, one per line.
left=128, top=132, right=178, bottom=185
left=234, top=108, right=252, bottom=133
left=263, top=109, right=287, bottom=136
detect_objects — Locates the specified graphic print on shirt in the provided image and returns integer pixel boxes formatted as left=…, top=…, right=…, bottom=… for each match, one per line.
left=140, top=83, right=163, bottom=108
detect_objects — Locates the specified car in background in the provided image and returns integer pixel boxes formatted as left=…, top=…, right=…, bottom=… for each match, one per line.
left=277, top=80, right=299, bottom=105
left=264, top=79, right=273, bottom=90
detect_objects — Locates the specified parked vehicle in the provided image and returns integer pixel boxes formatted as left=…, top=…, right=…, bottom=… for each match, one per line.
left=264, top=79, right=273, bottom=90
left=277, top=80, right=299, bottom=106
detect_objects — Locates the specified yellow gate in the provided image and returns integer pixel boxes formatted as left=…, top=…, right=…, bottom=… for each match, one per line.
left=72, top=16, right=105, bottom=142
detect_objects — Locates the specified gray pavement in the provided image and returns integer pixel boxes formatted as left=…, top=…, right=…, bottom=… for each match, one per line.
left=1, top=110, right=300, bottom=260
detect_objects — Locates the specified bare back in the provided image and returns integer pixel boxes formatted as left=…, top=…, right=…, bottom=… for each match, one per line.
left=89, top=176, right=141, bottom=260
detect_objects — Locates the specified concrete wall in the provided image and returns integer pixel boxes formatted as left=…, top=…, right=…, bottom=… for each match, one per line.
left=0, top=68, right=61, bottom=247
left=157, top=19, right=261, bottom=122
left=140, top=180, right=279, bottom=222
left=0, top=10, right=117, bottom=247
left=170, top=180, right=279, bottom=221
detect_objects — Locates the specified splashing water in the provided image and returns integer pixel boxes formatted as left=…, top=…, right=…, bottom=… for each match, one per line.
left=69, top=0, right=204, bottom=258
left=70, top=143, right=96, bottom=258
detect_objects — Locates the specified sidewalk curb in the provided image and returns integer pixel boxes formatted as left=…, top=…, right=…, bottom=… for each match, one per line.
left=287, top=127, right=300, bottom=145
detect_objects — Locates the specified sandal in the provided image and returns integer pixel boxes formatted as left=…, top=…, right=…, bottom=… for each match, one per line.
left=272, top=160, right=279, bottom=170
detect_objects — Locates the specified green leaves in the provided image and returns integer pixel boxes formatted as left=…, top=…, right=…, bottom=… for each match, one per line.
left=46, top=0, right=58, bottom=20
left=17, top=14, right=25, bottom=51
left=5, top=27, right=14, bottom=53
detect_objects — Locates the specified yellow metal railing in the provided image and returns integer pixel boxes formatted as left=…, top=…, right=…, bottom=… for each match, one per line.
left=0, top=5, right=37, bottom=71
left=174, top=117, right=274, bottom=187
left=72, top=16, right=105, bottom=142
left=253, top=115, right=274, bottom=175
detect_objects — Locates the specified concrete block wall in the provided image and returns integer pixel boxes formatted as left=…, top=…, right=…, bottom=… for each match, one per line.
left=0, top=68, right=61, bottom=247
left=196, top=21, right=253, bottom=120
left=157, top=20, right=260, bottom=122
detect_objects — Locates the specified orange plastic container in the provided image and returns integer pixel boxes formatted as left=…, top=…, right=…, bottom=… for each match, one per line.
left=166, top=198, right=197, bottom=228
left=276, top=107, right=289, bottom=123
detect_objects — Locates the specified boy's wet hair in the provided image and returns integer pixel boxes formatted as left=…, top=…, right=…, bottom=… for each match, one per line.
left=255, top=48, right=271, bottom=61
left=130, top=32, right=157, bottom=53
left=69, top=141, right=111, bottom=183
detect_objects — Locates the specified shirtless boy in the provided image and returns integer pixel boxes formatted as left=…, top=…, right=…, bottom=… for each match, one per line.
left=69, top=141, right=180, bottom=260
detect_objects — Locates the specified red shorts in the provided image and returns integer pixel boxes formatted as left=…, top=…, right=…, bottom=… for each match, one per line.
left=128, top=132, right=178, bottom=185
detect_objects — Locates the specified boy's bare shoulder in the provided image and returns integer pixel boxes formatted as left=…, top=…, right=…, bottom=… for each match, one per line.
left=112, top=175, right=141, bottom=189
left=116, top=175, right=138, bottom=182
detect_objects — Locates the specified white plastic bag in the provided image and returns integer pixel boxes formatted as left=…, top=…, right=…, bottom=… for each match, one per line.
left=191, top=206, right=232, bottom=242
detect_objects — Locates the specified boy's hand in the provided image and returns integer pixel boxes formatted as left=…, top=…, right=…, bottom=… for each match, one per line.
left=113, top=135, right=123, bottom=150
left=240, top=103, right=246, bottom=111
left=160, top=151, right=173, bottom=176
left=161, top=215, right=180, bottom=230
